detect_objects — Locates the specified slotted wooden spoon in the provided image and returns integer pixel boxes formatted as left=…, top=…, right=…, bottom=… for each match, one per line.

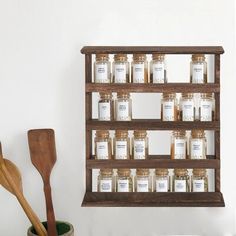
left=28, top=129, right=57, bottom=236
left=0, top=143, right=47, bottom=236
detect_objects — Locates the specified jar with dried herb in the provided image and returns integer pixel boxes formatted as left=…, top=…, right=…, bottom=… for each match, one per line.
left=116, top=169, right=133, bottom=192
left=199, top=93, right=215, bottom=121
left=180, top=93, right=195, bottom=121
left=98, top=92, right=113, bottom=121
left=114, top=130, right=130, bottom=160
left=173, top=169, right=190, bottom=192
left=161, top=93, right=178, bottom=121
left=97, top=169, right=114, bottom=192
left=95, top=130, right=112, bottom=160
left=131, top=54, right=148, bottom=83
left=150, top=54, right=167, bottom=83
left=171, top=130, right=187, bottom=159
left=154, top=169, right=170, bottom=192
left=115, top=92, right=132, bottom=121
left=191, top=169, right=208, bottom=192
left=113, top=54, right=129, bottom=83
left=94, top=54, right=111, bottom=83
left=189, top=130, right=206, bottom=159
left=132, top=130, right=148, bottom=159
left=190, top=54, right=207, bottom=83
left=135, top=169, right=152, bottom=192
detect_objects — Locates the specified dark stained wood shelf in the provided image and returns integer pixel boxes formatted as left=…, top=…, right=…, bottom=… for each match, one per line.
left=82, top=192, right=225, bottom=207
left=86, top=83, right=220, bottom=93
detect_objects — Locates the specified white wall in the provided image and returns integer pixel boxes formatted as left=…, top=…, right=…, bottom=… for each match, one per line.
left=0, top=0, right=236, bottom=235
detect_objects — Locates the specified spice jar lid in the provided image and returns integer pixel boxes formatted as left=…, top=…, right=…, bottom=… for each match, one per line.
left=100, top=169, right=113, bottom=175
left=133, top=54, right=146, bottom=61
left=117, top=169, right=131, bottom=176
left=162, top=93, right=176, bottom=99
left=193, top=168, right=206, bottom=176
left=191, top=129, right=205, bottom=138
left=136, top=168, right=149, bottom=176
left=152, top=53, right=165, bottom=60
left=99, top=92, right=112, bottom=99
left=174, top=168, right=188, bottom=176
left=155, top=168, right=169, bottom=176
left=96, top=130, right=110, bottom=138
left=96, top=54, right=109, bottom=60
left=173, top=130, right=186, bottom=137
left=133, top=130, right=147, bottom=138
left=200, top=93, right=213, bottom=99
left=192, top=54, right=205, bottom=61
left=115, top=130, right=129, bottom=138
left=182, top=93, right=194, bottom=98
left=117, top=92, right=130, bottom=98
left=114, top=54, right=128, bottom=61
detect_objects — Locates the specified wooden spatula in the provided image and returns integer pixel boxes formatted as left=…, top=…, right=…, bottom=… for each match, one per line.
left=28, top=129, right=57, bottom=236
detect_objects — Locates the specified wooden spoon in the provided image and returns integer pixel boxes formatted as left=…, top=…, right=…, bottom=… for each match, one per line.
left=28, top=129, right=57, bottom=236
left=0, top=143, right=47, bottom=236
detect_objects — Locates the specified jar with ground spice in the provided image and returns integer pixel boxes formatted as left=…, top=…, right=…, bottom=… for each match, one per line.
left=116, top=169, right=133, bottom=192
left=94, top=54, right=111, bottom=83
left=150, top=54, right=167, bottom=83
left=199, top=93, right=215, bottom=121
left=131, top=54, right=148, bottom=83
left=191, top=169, right=208, bottom=192
left=135, top=169, right=152, bottom=192
left=154, top=169, right=170, bottom=192
left=97, top=169, right=114, bottom=192
left=94, top=130, right=112, bottom=160
left=171, top=130, right=187, bottom=159
left=190, top=54, right=207, bottom=83
left=180, top=93, right=195, bottom=121
left=189, top=130, right=206, bottom=159
left=113, top=54, right=129, bottom=83
left=114, top=130, right=130, bottom=160
left=173, top=169, right=190, bottom=192
left=161, top=93, right=178, bottom=121
left=115, top=92, right=132, bottom=121
left=98, top=92, right=113, bottom=121
left=132, top=130, right=148, bottom=159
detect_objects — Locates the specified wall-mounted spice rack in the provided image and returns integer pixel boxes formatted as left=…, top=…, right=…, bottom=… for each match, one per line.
left=81, top=46, right=225, bottom=207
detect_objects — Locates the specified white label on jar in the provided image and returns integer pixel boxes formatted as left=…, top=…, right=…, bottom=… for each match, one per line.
left=153, top=62, right=165, bottom=83
left=174, top=180, right=187, bottom=192
left=200, top=100, right=212, bottom=121
left=193, top=179, right=205, bottom=192
left=133, top=140, right=146, bottom=159
left=116, top=101, right=129, bottom=120
left=156, top=179, right=168, bottom=192
left=133, top=64, right=145, bottom=83
left=115, top=141, right=127, bottom=159
left=100, top=179, right=112, bottom=192
left=174, top=139, right=186, bottom=159
left=117, top=179, right=129, bottom=192
left=182, top=100, right=194, bottom=121
left=95, top=64, right=109, bottom=83
left=96, top=141, right=109, bottom=159
left=163, top=101, right=175, bottom=121
left=192, top=64, right=204, bottom=83
left=137, top=179, right=149, bottom=192
left=98, top=102, right=110, bottom=120
left=191, top=139, right=203, bottom=159
left=114, top=64, right=126, bottom=83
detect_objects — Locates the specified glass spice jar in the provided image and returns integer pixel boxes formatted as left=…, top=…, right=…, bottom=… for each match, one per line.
left=116, top=169, right=133, bottom=192
left=191, top=169, right=208, bottom=192
left=94, top=54, right=111, bottom=83
left=115, top=92, right=132, bottom=121
left=180, top=93, right=195, bottom=121
left=94, top=130, right=112, bottom=160
left=171, top=130, right=187, bottom=159
left=135, top=169, right=152, bottom=192
left=114, top=130, right=130, bottom=160
left=131, top=54, right=148, bottom=83
left=113, top=54, right=129, bottom=83
left=97, top=169, right=114, bottom=192
left=132, top=130, right=148, bottom=159
left=161, top=93, right=178, bottom=121
left=173, top=169, right=190, bottom=192
left=190, top=54, right=207, bottom=83
left=150, top=54, right=167, bottom=83
left=189, top=130, right=207, bottom=159
left=98, top=92, right=114, bottom=121
left=154, top=168, right=170, bottom=192
left=199, top=93, right=215, bottom=121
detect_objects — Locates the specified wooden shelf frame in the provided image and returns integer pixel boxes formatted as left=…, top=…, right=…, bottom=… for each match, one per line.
left=82, top=46, right=224, bottom=207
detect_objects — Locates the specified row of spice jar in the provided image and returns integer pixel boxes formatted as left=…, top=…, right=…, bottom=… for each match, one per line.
left=95, top=129, right=207, bottom=160
left=94, top=54, right=207, bottom=84
left=97, top=168, right=208, bottom=192
left=98, top=92, right=215, bottom=121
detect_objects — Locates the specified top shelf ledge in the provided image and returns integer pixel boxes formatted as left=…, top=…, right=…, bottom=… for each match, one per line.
left=81, top=46, right=225, bottom=55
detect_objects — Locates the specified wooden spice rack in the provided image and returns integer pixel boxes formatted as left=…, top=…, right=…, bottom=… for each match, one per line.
left=81, top=46, right=225, bottom=207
